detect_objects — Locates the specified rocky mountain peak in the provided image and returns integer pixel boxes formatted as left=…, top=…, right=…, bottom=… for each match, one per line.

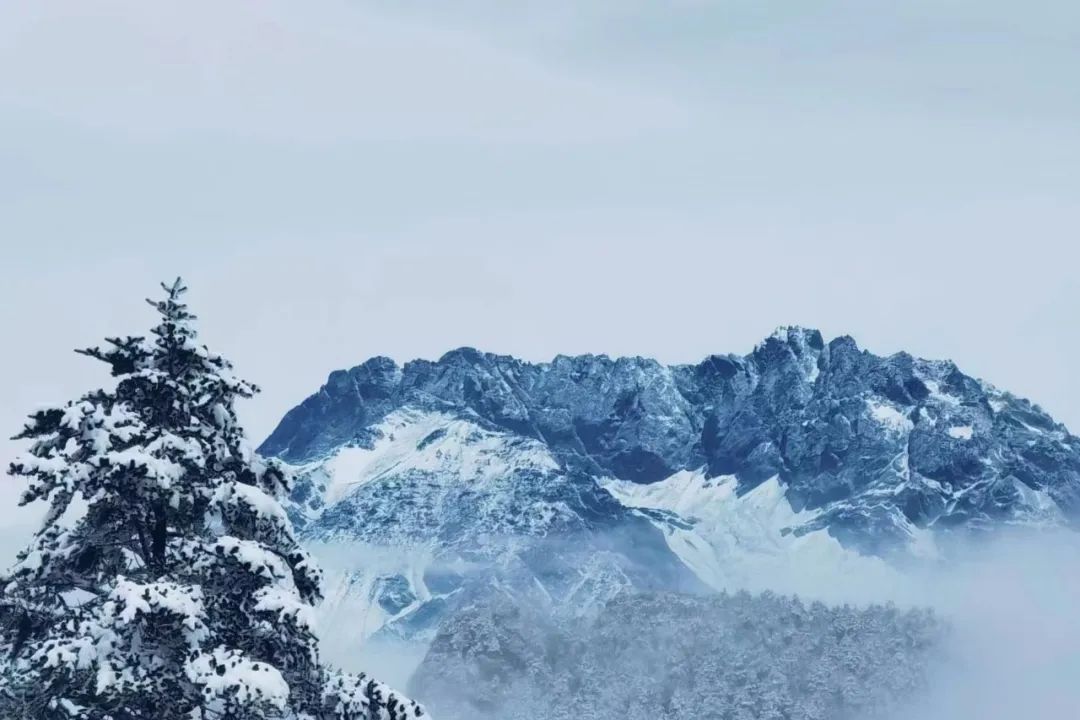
left=261, top=329, right=1080, bottom=553
left=258, top=329, right=1080, bottom=653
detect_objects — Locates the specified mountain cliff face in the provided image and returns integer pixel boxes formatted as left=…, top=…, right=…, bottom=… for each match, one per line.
left=258, top=327, right=1080, bottom=649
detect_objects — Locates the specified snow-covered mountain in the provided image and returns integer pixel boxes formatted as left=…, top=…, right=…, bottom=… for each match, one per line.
left=276, top=406, right=703, bottom=659
left=258, top=327, right=1080, bottom=651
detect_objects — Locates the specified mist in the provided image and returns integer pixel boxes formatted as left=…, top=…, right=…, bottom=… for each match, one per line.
left=321, top=528, right=1080, bottom=719
left=895, top=530, right=1080, bottom=719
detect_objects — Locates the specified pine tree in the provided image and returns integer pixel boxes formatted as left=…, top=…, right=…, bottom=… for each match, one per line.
left=0, top=279, right=424, bottom=720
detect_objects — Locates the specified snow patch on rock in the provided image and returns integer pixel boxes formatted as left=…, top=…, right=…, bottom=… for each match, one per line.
left=867, top=400, right=914, bottom=435
left=602, top=472, right=905, bottom=604
left=948, top=425, right=974, bottom=441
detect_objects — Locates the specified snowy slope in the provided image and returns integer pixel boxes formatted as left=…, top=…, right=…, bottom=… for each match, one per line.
left=285, top=408, right=701, bottom=660
left=601, top=472, right=906, bottom=603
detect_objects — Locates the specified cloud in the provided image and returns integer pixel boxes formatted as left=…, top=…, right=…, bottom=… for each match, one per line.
left=895, top=531, right=1080, bottom=719
left=0, top=0, right=685, bottom=144
left=1, top=0, right=1079, bottom=501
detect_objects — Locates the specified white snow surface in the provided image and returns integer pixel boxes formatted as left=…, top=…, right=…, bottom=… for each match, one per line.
left=948, top=425, right=975, bottom=440
left=284, top=409, right=573, bottom=678
left=867, top=400, right=914, bottom=434
left=601, top=471, right=907, bottom=604
left=292, top=408, right=567, bottom=542
left=922, top=379, right=963, bottom=407
left=185, top=647, right=290, bottom=712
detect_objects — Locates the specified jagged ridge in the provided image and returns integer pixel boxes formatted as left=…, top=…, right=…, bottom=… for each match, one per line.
left=262, top=327, right=1080, bottom=552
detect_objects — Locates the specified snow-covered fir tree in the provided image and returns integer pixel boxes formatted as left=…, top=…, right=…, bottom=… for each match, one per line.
left=0, top=279, right=424, bottom=720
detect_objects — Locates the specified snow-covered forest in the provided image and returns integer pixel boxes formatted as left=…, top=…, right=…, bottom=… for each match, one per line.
left=412, top=592, right=942, bottom=720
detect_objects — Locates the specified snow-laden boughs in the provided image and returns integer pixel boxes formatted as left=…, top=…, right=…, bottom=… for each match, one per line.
left=0, top=279, right=425, bottom=720
left=318, top=669, right=421, bottom=720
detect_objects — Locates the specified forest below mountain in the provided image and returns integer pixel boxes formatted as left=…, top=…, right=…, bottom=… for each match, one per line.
left=412, top=591, right=942, bottom=720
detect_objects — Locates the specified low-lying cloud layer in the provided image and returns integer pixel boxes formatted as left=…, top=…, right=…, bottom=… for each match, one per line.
left=323, top=529, right=1080, bottom=718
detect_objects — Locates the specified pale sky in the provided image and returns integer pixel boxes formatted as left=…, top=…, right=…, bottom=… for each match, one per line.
left=2, top=0, right=1079, bottom=516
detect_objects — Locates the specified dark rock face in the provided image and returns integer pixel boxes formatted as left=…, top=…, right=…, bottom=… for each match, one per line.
left=375, top=575, right=417, bottom=615
left=261, top=327, right=1080, bottom=553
